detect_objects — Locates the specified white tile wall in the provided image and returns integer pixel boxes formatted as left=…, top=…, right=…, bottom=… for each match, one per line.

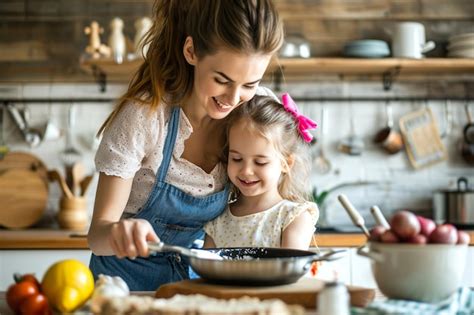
left=0, top=81, right=473, bottom=229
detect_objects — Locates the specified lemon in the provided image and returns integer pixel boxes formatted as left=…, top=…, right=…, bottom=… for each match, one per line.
left=41, top=259, right=94, bottom=312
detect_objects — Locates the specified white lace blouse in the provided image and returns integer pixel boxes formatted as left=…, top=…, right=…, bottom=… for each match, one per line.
left=95, top=87, right=277, bottom=215
left=204, top=200, right=319, bottom=248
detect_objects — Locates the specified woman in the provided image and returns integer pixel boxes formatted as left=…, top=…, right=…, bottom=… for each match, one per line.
left=87, top=0, right=284, bottom=290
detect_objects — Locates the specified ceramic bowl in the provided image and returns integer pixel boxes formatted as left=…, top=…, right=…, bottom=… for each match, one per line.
left=358, top=242, right=468, bottom=302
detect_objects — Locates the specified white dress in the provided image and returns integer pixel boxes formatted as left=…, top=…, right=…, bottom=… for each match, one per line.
left=204, top=200, right=319, bottom=248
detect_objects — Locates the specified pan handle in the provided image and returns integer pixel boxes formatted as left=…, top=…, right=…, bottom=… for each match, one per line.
left=357, top=245, right=384, bottom=262
left=147, top=241, right=223, bottom=260
left=311, top=248, right=347, bottom=262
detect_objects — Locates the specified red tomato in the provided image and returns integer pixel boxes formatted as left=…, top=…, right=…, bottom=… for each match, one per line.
left=15, top=273, right=41, bottom=289
left=6, top=281, right=40, bottom=313
left=19, top=293, right=51, bottom=315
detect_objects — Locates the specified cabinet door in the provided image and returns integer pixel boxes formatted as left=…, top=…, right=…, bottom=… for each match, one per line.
left=0, top=250, right=91, bottom=290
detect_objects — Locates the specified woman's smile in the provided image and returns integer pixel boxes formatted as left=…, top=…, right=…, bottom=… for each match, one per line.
left=212, top=97, right=234, bottom=112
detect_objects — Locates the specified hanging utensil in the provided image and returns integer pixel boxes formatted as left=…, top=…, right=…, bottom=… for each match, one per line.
left=337, top=194, right=370, bottom=238
left=313, top=105, right=331, bottom=174
left=6, top=103, right=41, bottom=147
left=373, top=100, right=403, bottom=154
left=60, top=104, right=82, bottom=166
left=338, top=101, right=364, bottom=156
left=461, top=102, right=474, bottom=165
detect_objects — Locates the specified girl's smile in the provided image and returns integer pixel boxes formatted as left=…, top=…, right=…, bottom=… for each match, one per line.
left=227, top=119, right=284, bottom=204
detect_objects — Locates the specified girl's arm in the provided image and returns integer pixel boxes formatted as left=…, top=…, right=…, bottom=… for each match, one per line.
left=87, top=173, right=159, bottom=258
left=203, top=234, right=217, bottom=248
left=281, top=210, right=315, bottom=250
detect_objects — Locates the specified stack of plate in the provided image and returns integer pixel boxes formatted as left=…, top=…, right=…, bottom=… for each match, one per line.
left=343, top=40, right=390, bottom=58
left=447, top=33, right=474, bottom=58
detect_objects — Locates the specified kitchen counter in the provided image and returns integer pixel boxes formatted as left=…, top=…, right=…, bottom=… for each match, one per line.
left=1, top=229, right=473, bottom=249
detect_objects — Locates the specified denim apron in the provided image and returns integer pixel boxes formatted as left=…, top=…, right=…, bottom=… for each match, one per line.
left=90, top=107, right=229, bottom=291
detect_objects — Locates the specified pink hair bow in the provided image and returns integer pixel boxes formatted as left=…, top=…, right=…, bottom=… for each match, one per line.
left=281, top=93, right=317, bottom=143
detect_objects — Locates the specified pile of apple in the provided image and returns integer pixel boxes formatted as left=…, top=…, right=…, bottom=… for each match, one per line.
left=370, top=210, right=470, bottom=244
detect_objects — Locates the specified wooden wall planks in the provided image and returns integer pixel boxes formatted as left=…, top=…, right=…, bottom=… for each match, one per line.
left=0, top=0, right=472, bottom=81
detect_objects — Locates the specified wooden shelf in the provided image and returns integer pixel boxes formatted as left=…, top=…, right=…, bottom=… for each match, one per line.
left=80, top=57, right=474, bottom=91
left=270, top=58, right=474, bottom=75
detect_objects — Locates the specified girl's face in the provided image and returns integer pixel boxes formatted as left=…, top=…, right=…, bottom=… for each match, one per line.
left=227, top=119, right=285, bottom=201
left=184, top=38, right=272, bottom=120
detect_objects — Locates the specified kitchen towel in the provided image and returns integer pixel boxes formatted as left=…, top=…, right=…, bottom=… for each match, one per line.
left=351, top=287, right=474, bottom=315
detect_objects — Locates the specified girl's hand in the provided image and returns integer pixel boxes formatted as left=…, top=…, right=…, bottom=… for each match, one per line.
left=108, top=218, right=160, bottom=259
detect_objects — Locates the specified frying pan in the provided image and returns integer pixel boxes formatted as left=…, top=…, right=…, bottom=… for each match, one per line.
left=148, top=242, right=346, bottom=286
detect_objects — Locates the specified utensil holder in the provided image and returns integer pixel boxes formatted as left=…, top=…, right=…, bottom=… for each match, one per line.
left=57, top=196, right=88, bottom=231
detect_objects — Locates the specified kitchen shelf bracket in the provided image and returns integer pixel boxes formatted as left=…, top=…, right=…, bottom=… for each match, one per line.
left=91, top=65, right=107, bottom=93
left=382, top=66, right=401, bottom=91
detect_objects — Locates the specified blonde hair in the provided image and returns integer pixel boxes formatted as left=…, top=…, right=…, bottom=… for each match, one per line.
left=98, top=0, right=284, bottom=135
left=225, top=95, right=312, bottom=202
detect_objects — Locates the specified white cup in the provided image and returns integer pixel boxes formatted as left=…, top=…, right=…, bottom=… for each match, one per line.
left=392, top=22, right=435, bottom=59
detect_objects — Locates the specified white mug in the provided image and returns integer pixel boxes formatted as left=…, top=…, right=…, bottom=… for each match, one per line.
left=392, top=22, right=435, bottom=59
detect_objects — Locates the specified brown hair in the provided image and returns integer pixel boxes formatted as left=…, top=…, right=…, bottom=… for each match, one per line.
left=225, top=95, right=312, bottom=203
left=98, top=0, right=284, bottom=135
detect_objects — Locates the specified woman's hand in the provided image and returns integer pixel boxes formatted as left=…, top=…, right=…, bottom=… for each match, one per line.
left=108, top=218, right=160, bottom=259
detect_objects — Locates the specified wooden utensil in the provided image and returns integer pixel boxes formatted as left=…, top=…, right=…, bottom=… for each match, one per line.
left=338, top=194, right=370, bottom=238
left=48, top=169, right=74, bottom=199
left=0, top=169, right=48, bottom=229
left=80, top=175, right=94, bottom=196
left=156, top=277, right=375, bottom=309
left=71, top=162, right=85, bottom=196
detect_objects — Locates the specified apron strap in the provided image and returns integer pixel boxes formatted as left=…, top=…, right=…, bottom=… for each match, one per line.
left=157, top=107, right=180, bottom=183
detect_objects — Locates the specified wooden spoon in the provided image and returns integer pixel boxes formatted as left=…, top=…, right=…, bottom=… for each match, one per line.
left=48, top=169, right=74, bottom=199
left=80, top=175, right=94, bottom=196
left=71, top=162, right=85, bottom=196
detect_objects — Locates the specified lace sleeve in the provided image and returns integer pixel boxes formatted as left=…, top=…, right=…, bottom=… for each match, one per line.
left=95, top=102, right=156, bottom=179
left=282, top=202, right=320, bottom=230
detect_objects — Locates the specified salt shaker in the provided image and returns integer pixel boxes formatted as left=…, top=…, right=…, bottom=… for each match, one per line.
left=317, top=282, right=350, bottom=315
left=108, top=17, right=127, bottom=64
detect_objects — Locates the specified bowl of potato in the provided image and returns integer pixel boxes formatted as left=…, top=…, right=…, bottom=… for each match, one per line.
left=358, top=211, right=470, bottom=302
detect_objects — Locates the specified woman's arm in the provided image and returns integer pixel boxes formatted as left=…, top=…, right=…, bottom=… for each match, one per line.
left=281, top=210, right=314, bottom=250
left=87, top=173, right=159, bottom=258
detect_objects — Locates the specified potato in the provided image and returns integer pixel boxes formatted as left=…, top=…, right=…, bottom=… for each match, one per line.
left=416, top=215, right=436, bottom=237
left=457, top=231, right=471, bottom=245
left=408, top=234, right=428, bottom=244
left=369, top=226, right=387, bottom=242
left=390, top=210, right=420, bottom=241
left=428, top=224, right=458, bottom=244
left=380, top=230, right=399, bottom=243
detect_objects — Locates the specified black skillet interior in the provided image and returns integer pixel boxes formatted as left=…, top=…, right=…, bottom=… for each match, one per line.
left=206, top=247, right=316, bottom=260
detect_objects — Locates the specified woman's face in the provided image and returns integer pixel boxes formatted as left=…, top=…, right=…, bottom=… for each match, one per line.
left=184, top=38, right=272, bottom=120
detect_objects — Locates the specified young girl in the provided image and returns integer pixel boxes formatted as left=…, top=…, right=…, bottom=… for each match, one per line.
left=87, top=0, right=284, bottom=290
left=204, top=94, right=319, bottom=249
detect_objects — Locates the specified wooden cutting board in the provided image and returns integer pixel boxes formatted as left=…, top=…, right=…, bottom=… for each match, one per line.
left=0, top=151, right=49, bottom=187
left=0, top=169, right=48, bottom=229
left=399, top=108, right=447, bottom=169
left=155, top=277, right=375, bottom=309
